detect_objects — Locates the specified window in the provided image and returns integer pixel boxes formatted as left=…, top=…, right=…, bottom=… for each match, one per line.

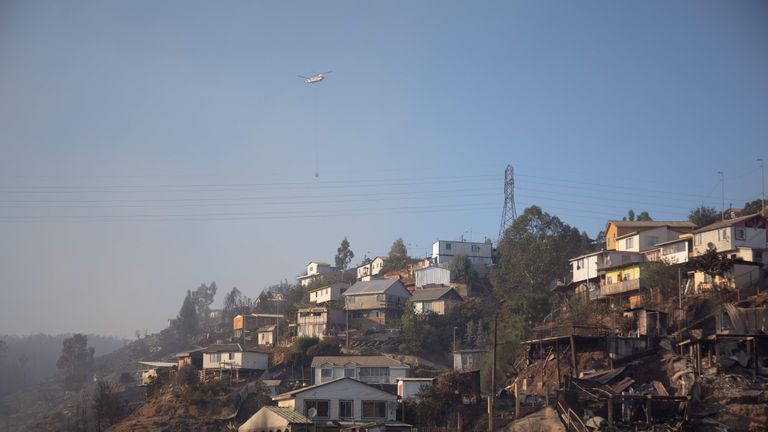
left=754, top=251, right=763, bottom=264
left=694, top=234, right=702, bottom=246
left=344, top=368, right=355, bottom=378
left=228, top=353, right=235, bottom=360
left=359, top=367, right=389, bottom=377
left=471, top=245, right=480, bottom=253
left=607, top=276, right=613, bottom=284
left=304, top=400, right=330, bottom=418
left=624, top=273, right=632, bottom=281
left=577, top=259, right=584, bottom=270
left=721, top=229, right=728, bottom=240
left=423, top=302, right=431, bottom=312
left=621, top=254, right=630, bottom=264
left=446, top=243, right=452, bottom=250
left=321, top=368, right=333, bottom=379
left=362, top=400, right=387, bottom=418
left=210, top=353, right=221, bottom=363
left=735, top=229, right=746, bottom=240
left=377, top=294, right=385, bottom=302
left=339, top=400, right=354, bottom=419
left=625, top=237, right=634, bottom=249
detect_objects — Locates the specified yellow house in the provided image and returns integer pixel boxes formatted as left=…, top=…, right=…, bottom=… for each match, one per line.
left=604, top=220, right=696, bottom=251
left=601, top=264, right=642, bottom=297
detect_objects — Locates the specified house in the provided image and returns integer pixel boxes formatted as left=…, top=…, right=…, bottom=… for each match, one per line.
left=692, top=214, right=768, bottom=265
left=310, top=283, right=349, bottom=304
left=343, top=279, right=411, bottom=329
left=622, top=308, right=669, bottom=337
left=202, top=344, right=269, bottom=380
left=650, top=236, right=693, bottom=264
left=604, top=220, right=697, bottom=251
left=408, top=287, right=463, bottom=315
left=234, top=314, right=284, bottom=340
left=311, top=355, right=408, bottom=385
left=257, top=325, right=278, bottom=346
left=453, top=349, right=487, bottom=371
left=414, top=266, right=453, bottom=289
left=176, top=347, right=205, bottom=370
left=396, top=377, right=434, bottom=400
left=272, top=377, right=402, bottom=427
left=600, top=262, right=643, bottom=300
left=297, top=262, right=337, bottom=287
left=137, top=361, right=176, bottom=386
left=262, top=379, right=284, bottom=397
left=239, top=406, right=313, bottom=432
left=297, top=304, right=346, bottom=339
left=431, top=240, right=493, bottom=271
left=357, top=257, right=387, bottom=280
left=567, top=250, right=643, bottom=300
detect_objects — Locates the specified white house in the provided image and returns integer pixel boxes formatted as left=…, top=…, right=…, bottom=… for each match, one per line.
left=257, top=325, right=278, bottom=346
left=343, top=279, right=412, bottom=328
left=272, top=377, right=400, bottom=424
left=309, top=283, right=349, bottom=304
left=239, top=406, right=313, bottom=432
left=297, top=262, right=336, bottom=288
left=311, top=355, right=408, bottom=385
left=431, top=240, right=492, bottom=269
left=655, top=237, right=693, bottom=264
left=396, top=377, right=434, bottom=400
left=202, top=344, right=270, bottom=371
left=615, top=226, right=693, bottom=253
left=692, top=214, right=768, bottom=265
left=356, top=256, right=387, bottom=280
left=409, top=287, right=463, bottom=315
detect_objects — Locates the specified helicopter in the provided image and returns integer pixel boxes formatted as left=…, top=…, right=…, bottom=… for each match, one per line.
left=298, top=71, right=331, bottom=84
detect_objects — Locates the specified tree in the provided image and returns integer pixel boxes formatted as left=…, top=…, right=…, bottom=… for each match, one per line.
left=177, top=290, right=199, bottom=342
left=689, top=205, right=719, bottom=227
left=622, top=209, right=651, bottom=221
left=450, top=253, right=477, bottom=285
left=191, top=282, right=217, bottom=323
left=382, top=238, right=409, bottom=273
left=740, top=199, right=765, bottom=216
left=335, top=238, right=355, bottom=271
left=92, top=380, right=123, bottom=431
left=689, top=248, right=740, bottom=289
left=623, top=209, right=635, bottom=221
left=412, top=371, right=477, bottom=426
left=223, top=287, right=252, bottom=322
left=56, top=334, right=95, bottom=391
left=637, top=211, right=653, bottom=221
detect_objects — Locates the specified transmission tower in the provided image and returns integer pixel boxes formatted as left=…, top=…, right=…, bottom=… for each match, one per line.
left=498, top=165, right=517, bottom=242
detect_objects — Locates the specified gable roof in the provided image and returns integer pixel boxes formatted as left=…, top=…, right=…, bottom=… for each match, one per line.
left=343, top=279, right=411, bottom=297
left=409, top=287, right=463, bottom=302
left=265, top=406, right=313, bottom=424
left=310, top=355, right=407, bottom=368
left=693, top=213, right=767, bottom=233
left=309, top=282, right=349, bottom=293
left=607, top=220, right=696, bottom=230
left=272, top=377, right=397, bottom=401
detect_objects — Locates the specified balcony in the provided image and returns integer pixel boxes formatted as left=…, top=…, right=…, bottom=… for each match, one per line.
left=600, top=279, right=640, bottom=296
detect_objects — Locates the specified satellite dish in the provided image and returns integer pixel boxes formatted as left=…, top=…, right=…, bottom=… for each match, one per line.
left=308, top=407, right=318, bottom=418
left=707, top=242, right=716, bottom=250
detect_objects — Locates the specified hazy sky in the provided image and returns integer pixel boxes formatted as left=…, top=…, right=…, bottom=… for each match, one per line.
left=1, top=1, right=766, bottom=337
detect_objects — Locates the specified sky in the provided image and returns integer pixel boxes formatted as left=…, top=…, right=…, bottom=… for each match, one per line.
left=0, top=0, right=766, bottom=337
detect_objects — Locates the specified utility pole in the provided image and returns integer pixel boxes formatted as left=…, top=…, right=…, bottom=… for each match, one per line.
left=758, top=158, right=765, bottom=215
left=717, top=171, right=725, bottom=220
left=489, top=311, right=499, bottom=432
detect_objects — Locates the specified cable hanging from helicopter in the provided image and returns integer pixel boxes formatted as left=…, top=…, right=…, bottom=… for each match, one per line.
left=298, top=71, right=331, bottom=178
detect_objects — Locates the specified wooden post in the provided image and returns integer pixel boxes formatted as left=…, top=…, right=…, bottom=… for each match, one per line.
left=514, top=382, right=520, bottom=419
left=645, top=394, right=653, bottom=426
left=555, top=340, right=562, bottom=387
left=607, top=396, right=614, bottom=432
left=487, top=396, right=493, bottom=432
left=457, top=410, right=462, bottom=432
left=545, top=384, right=550, bottom=406
left=570, top=334, right=578, bottom=378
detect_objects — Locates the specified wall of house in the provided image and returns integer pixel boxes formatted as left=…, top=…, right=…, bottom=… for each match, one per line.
left=314, top=366, right=407, bottom=384
left=693, top=228, right=734, bottom=255
left=398, top=380, right=433, bottom=399
left=203, top=352, right=268, bottom=370
left=432, top=241, right=492, bottom=266
left=288, top=381, right=397, bottom=421
left=734, top=227, right=768, bottom=250
left=310, top=285, right=345, bottom=303
left=660, top=240, right=690, bottom=263
left=415, top=267, right=452, bottom=288
left=258, top=330, right=275, bottom=346
left=345, top=293, right=407, bottom=310
left=737, top=247, right=768, bottom=266
left=604, top=265, right=641, bottom=285
left=571, top=254, right=599, bottom=283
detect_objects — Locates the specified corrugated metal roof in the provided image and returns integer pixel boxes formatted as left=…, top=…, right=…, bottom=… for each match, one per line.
left=409, top=287, right=461, bottom=302
left=273, top=377, right=398, bottom=401
left=343, top=279, right=409, bottom=296
left=310, top=355, right=407, bottom=368
left=266, top=406, right=313, bottom=424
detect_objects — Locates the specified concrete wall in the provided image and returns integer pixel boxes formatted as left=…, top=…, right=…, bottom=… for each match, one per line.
left=432, top=240, right=492, bottom=266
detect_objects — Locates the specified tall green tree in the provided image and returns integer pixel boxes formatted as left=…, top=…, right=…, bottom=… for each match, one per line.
left=56, top=334, right=95, bottom=390
left=335, top=237, right=355, bottom=271
left=191, top=282, right=217, bottom=323
left=740, top=199, right=766, bottom=216
left=177, top=290, right=199, bottom=342
left=450, top=253, right=477, bottom=284
left=383, top=238, right=409, bottom=273
left=688, top=205, right=720, bottom=227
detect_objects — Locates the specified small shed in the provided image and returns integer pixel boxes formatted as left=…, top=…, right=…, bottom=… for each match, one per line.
left=257, top=325, right=278, bottom=346
left=396, top=377, right=435, bottom=399
left=137, top=361, right=177, bottom=386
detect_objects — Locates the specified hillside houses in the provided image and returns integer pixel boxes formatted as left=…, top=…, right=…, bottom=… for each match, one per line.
left=297, top=262, right=337, bottom=287
left=311, top=355, right=408, bottom=385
